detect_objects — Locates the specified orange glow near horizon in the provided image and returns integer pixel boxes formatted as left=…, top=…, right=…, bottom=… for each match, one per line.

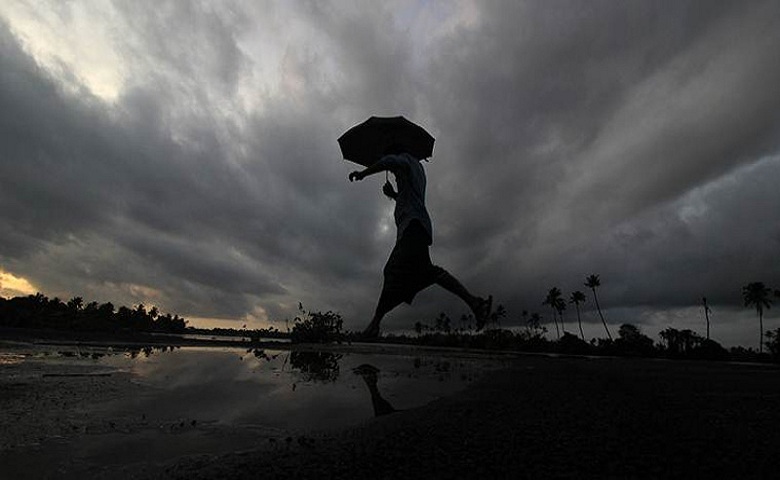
left=0, top=269, right=37, bottom=298
left=186, top=316, right=280, bottom=331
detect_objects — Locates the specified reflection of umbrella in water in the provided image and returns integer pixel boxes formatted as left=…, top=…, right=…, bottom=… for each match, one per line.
left=353, top=364, right=397, bottom=417
left=337, top=116, right=435, bottom=168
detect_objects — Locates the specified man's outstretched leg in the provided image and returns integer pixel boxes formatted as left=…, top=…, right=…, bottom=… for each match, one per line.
left=362, top=294, right=402, bottom=339
left=433, top=268, right=493, bottom=329
left=362, top=312, right=383, bottom=339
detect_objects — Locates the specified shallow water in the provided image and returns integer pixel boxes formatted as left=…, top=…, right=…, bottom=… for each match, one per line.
left=1, top=342, right=511, bottom=477
left=97, top=345, right=507, bottom=431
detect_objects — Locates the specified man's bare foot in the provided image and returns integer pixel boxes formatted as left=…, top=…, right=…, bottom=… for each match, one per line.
left=473, top=295, right=493, bottom=331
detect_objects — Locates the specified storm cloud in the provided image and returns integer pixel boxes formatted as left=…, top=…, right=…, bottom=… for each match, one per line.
left=1, top=1, right=779, bottom=344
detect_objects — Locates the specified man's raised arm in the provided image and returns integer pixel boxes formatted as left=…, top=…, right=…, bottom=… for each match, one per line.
left=348, top=160, right=390, bottom=182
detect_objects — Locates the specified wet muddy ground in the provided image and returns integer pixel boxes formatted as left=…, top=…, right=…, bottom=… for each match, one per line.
left=3, top=340, right=780, bottom=479
left=0, top=340, right=511, bottom=479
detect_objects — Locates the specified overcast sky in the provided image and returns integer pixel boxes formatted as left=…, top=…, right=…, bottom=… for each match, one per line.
left=1, top=1, right=779, bottom=347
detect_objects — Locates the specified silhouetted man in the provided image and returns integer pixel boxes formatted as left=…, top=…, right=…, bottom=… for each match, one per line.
left=349, top=146, right=492, bottom=338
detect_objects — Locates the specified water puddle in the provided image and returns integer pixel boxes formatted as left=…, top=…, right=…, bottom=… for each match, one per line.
left=98, top=346, right=508, bottom=430
left=1, top=343, right=511, bottom=477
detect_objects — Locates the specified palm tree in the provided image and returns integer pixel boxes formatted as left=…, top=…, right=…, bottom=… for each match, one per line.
left=543, top=287, right=562, bottom=339
left=702, top=297, right=712, bottom=340
left=585, top=274, right=612, bottom=340
left=570, top=291, right=587, bottom=341
left=67, top=296, right=84, bottom=313
left=742, top=282, right=772, bottom=354
left=555, top=297, right=567, bottom=333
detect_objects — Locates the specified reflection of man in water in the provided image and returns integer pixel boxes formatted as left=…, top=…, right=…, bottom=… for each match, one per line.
left=349, top=145, right=492, bottom=338
left=353, top=364, right=395, bottom=417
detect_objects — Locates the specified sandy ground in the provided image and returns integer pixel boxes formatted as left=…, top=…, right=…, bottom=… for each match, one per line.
left=3, top=342, right=780, bottom=479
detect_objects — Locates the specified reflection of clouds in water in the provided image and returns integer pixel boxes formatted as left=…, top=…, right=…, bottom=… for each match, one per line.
left=94, top=347, right=507, bottom=431
left=98, top=348, right=286, bottom=426
left=0, top=353, right=26, bottom=365
left=129, top=349, right=239, bottom=386
left=124, top=347, right=286, bottom=387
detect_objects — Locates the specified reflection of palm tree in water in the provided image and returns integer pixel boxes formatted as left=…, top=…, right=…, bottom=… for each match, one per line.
left=353, top=364, right=397, bottom=417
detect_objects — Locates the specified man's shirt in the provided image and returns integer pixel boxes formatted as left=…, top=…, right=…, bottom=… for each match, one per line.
left=374, top=153, right=433, bottom=245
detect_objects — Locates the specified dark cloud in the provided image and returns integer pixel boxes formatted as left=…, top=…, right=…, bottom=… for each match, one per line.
left=410, top=1, right=780, bottom=321
left=422, top=0, right=780, bottom=242
left=0, top=20, right=112, bottom=252
left=1, top=2, right=779, bottom=343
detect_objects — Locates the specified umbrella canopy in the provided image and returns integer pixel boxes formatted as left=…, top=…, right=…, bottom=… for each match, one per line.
left=337, top=116, right=435, bottom=167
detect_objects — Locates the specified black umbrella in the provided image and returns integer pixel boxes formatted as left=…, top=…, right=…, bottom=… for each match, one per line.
left=337, top=116, right=435, bottom=167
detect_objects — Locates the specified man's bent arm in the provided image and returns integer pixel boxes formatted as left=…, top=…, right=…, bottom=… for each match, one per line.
left=348, top=156, right=401, bottom=182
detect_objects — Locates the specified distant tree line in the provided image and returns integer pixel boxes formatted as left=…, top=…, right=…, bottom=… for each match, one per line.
left=186, top=326, right=288, bottom=340
left=372, top=274, right=780, bottom=363
left=6, top=275, right=779, bottom=361
left=0, top=292, right=186, bottom=334
left=381, top=318, right=780, bottom=362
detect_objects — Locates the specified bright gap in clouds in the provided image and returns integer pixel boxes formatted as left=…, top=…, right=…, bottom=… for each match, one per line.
left=0, top=1, right=291, bottom=109
left=0, top=1, right=126, bottom=101
left=188, top=304, right=272, bottom=331
left=0, top=268, right=37, bottom=297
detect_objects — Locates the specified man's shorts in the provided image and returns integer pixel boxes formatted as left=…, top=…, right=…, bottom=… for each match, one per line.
left=377, top=221, right=443, bottom=310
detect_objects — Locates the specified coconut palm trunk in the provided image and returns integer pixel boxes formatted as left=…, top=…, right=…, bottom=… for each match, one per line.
left=555, top=297, right=567, bottom=334
left=544, top=288, right=563, bottom=340
left=592, top=289, right=611, bottom=340
left=570, top=291, right=587, bottom=341
left=585, top=275, right=612, bottom=341
left=743, top=282, right=772, bottom=354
